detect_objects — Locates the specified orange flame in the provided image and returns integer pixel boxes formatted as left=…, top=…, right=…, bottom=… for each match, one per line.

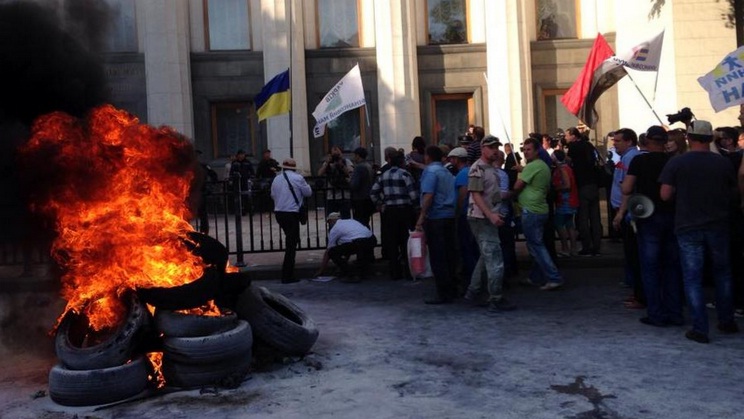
left=147, top=352, right=165, bottom=388
left=176, top=300, right=222, bottom=317
left=20, top=105, right=204, bottom=331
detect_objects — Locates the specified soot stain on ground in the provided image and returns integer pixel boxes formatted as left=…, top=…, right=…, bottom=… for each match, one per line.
left=551, top=376, right=624, bottom=419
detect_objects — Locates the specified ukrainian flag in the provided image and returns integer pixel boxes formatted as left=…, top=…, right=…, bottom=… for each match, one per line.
left=255, top=69, right=290, bottom=121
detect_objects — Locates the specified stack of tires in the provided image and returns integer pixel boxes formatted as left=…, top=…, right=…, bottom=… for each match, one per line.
left=49, top=293, right=151, bottom=406
left=157, top=309, right=253, bottom=389
left=48, top=232, right=320, bottom=406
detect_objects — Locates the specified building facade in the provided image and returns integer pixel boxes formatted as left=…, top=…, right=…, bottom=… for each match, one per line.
left=100, top=0, right=739, bottom=175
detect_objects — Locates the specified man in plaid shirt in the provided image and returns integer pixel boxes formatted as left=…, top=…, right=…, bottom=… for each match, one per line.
left=370, top=148, right=419, bottom=280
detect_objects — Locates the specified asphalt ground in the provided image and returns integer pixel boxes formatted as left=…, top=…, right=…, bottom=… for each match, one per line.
left=1, top=240, right=742, bottom=418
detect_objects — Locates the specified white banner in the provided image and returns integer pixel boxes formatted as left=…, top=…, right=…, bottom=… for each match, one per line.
left=609, top=30, right=665, bottom=72
left=312, top=64, right=366, bottom=138
left=698, top=45, right=744, bottom=112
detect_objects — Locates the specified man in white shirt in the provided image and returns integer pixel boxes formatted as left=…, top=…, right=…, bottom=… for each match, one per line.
left=271, top=158, right=312, bottom=283
left=314, top=212, right=376, bottom=282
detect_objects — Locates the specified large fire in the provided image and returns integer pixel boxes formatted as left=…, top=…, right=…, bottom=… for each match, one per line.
left=19, top=105, right=204, bottom=331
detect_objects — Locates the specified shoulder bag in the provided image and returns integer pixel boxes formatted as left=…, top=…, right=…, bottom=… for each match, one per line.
left=283, top=171, right=308, bottom=225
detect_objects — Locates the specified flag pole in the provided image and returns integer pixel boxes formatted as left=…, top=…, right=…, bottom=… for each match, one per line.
left=287, top=0, right=294, bottom=158
left=625, top=71, right=664, bottom=125
left=483, top=72, right=512, bottom=143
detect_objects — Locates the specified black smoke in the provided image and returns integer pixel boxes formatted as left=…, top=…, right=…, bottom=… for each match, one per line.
left=0, top=0, right=110, bottom=125
left=0, top=0, right=112, bottom=249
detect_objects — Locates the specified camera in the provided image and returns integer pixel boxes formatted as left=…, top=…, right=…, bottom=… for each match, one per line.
left=666, top=107, right=694, bottom=125
left=330, top=154, right=341, bottom=163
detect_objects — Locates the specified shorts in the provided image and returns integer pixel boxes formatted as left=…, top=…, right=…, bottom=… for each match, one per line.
left=554, top=212, right=576, bottom=229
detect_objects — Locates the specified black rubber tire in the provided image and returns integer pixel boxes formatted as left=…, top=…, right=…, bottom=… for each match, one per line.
left=234, top=286, right=319, bottom=356
left=48, top=356, right=149, bottom=406
left=155, top=309, right=238, bottom=338
left=137, top=266, right=221, bottom=310
left=162, top=353, right=251, bottom=389
left=163, top=320, right=253, bottom=364
left=184, top=231, right=229, bottom=270
left=214, top=271, right=252, bottom=310
left=55, top=293, right=148, bottom=371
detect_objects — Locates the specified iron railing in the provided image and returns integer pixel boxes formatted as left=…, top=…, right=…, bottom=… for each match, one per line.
left=1, top=175, right=618, bottom=266
left=196, top=175, right=381, bottom=266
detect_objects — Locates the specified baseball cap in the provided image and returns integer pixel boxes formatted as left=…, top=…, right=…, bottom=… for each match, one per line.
left=481, top=135, right=502, bottom=147
left=447, top=147, right=468, bottom=159
left=327, top=212, right=341, bottom=222
left=687, top=120, right=713, bottom=139
left=645, top=125, right=668, bottom=142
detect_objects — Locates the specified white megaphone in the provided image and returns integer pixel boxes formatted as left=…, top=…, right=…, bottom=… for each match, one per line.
left=627, top=194, right=655, bottom=219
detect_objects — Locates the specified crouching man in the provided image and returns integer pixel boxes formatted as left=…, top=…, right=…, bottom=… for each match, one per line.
left=314, top=212, right=377, bottom=282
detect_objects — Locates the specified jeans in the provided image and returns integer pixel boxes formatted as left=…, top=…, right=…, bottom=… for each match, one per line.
left=382, top=206, right=414, bottom=279
left=522, top=210, right=563, bottom=284
left=467, top=218, right=504, bottom=302
left=677, top=227, right=735, bottom=335
left=329, top=236, right=377, bottom=276
left=498, top=214, right=518, bottom=278
left=619, top=216, right=643, bottom=302
left=424, top=218, right=458, bottom=301
left=351, top=198, right=375, bottom=229
left=577, top=183, right=602, bottom=252
left=636, top=212, right=683, bottom=324
left=275, top=211, right=300, bottom=281
left=457, top=214, right=480, bottom=288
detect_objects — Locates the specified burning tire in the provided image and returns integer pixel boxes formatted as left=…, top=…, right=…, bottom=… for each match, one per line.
left=234, top=286, right=319, bottom=356
left=48, top=356, right=149, bottom=406
left=137, top=267, right=222, bottom=311
left=55, top=293, right=148, bottom=371
left=163, top=320, right=253, bottom=364
left=184, top=231, right=229, bottom=270
left=136, top=232, right=229, bottom=310
left=155, top=309, right=238, bottom=338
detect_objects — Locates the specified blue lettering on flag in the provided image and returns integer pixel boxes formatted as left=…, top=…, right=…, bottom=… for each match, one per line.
left=722, top=85, right=741, bottom=103
left=722, top=56, right=743, bottom=71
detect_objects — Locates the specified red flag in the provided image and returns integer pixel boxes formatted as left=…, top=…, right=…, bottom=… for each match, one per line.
left=561, top=34, right=616, bottom=124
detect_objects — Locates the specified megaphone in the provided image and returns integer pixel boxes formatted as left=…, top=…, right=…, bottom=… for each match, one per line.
left=627, top=194, right=655, bottom=219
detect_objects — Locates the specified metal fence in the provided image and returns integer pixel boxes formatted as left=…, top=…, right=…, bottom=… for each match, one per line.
left=196, top=176, right=382, bottom=266
left=2, top=175, right=617, bottom=266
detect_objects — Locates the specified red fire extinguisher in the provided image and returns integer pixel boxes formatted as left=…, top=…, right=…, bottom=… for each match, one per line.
left=408, top=230, right=426, bottom=276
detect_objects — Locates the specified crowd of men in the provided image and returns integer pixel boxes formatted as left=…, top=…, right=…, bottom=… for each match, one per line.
left=263, top=119, right=744, bottom=344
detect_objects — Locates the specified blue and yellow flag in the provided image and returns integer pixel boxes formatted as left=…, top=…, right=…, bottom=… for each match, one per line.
left=255, top=69, right=290, bottom=121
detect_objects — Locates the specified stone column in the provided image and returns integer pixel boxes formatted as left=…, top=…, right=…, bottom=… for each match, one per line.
left=374, top=0, right=421, bottom=158
left=141, top=0, right=194, bottom=138
left=261, top=0, right=310, bottom=174
left=484, top=0, right=531, bottom=144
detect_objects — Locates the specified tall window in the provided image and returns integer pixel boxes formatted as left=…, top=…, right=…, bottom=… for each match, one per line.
left=427, top=0, right=467, bottom=45
left=101, top=0, right=137, bottom=52
left=325, top=107, right=366, bottom=152
left=539, top=89, right=577, bottom=135
left=536, top=0, right=579, bottom=40
left=211, top=102, right=255, bottom=157
left=206, top=0, right=251, bottom=51
left=431, top=94, right=473, bottom=145
left=317, top=0, right=359, bottom=48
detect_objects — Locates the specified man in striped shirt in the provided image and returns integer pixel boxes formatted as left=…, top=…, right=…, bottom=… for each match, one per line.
left=370, top=148, right=418, bottom=280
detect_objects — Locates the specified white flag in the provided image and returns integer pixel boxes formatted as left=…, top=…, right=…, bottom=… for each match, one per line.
left=312, top=64, right=366, bottom=138
left=609, top=30, right=665, bottom=72
left=697, top=45, right=744, bottom=112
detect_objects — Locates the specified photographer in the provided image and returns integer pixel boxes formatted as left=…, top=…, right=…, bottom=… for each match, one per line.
left=318, top=145, right=353, bottom=219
